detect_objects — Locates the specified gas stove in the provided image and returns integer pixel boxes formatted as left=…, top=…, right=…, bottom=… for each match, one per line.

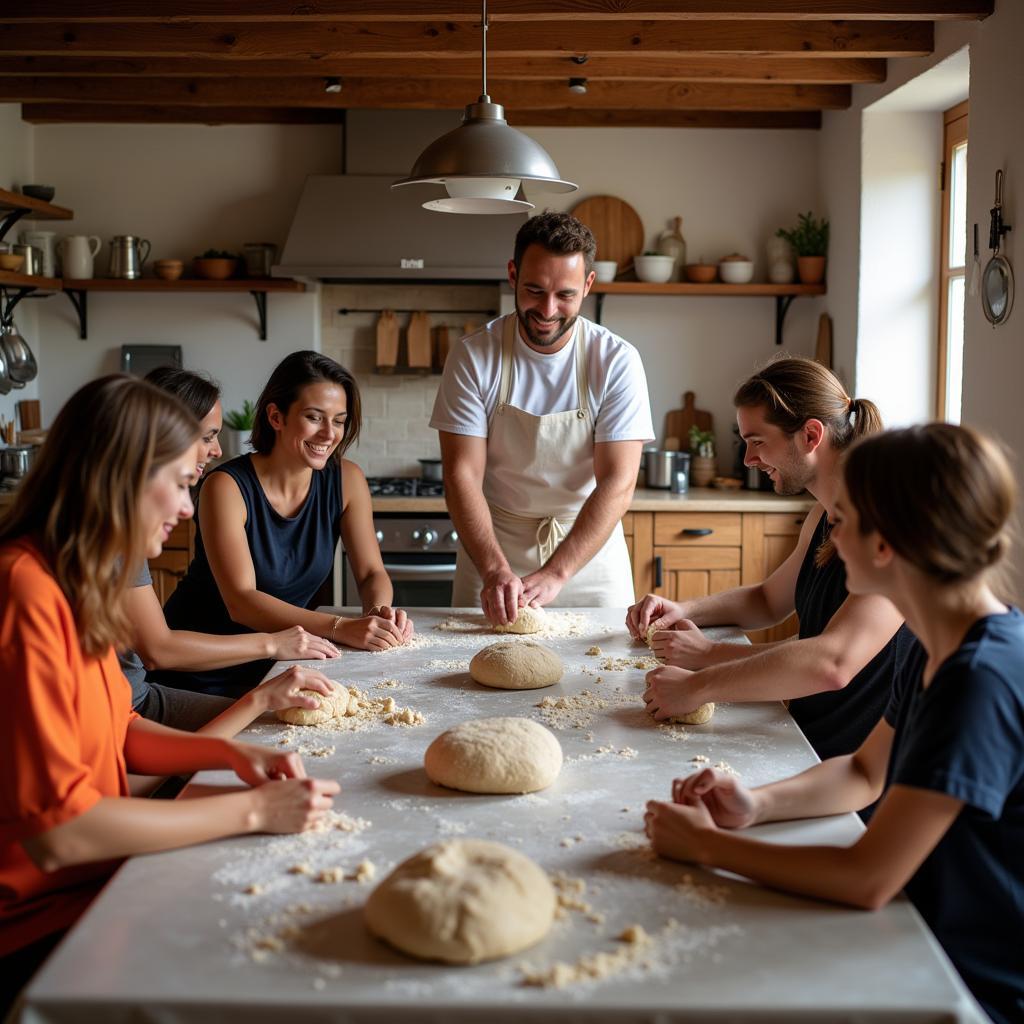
left=366, top=476, right=444, bottom=498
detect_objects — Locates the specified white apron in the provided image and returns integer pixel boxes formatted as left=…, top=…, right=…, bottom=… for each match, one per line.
left=452, top=314, right=634, bottom=608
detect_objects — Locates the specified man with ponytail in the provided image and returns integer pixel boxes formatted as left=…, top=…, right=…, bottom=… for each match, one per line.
left=629, top=357, right=908, bottom=762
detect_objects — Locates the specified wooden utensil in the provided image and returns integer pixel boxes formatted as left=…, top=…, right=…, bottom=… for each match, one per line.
left=433, top=325, right=451, bottom=370
left=407, top=311, right=432, bottom=371
left=664, top=391, right=713, bottom=449
left=375, top=310, right=399, bottom=373
left=814, top=313, right=833, bottom=369
left=570, top=195, right=644, bottom=276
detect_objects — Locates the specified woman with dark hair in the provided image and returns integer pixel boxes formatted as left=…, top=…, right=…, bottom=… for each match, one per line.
left=0, top=376, right=339, bottom=1015
left=157, top=350, right=413, bottom=698
left=116, top=367, right=341, bottom=731
left=644, top=423, right=1024, bottom=1024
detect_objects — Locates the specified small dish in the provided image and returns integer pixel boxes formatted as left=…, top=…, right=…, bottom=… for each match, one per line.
left=20, top=185, right=56, bottom=203
left=593, top=260, right=618, bottom=282
left=718, top=256, right=755, bottom=284
left=0, top=253, right=25, bottom=272
left=684, top=264, right=718, bottom=284
left=154, top=259, right=184, bottom=281
left=193, top=257, right=238, bottom=281
left=634, top=254, right=675, bottom=284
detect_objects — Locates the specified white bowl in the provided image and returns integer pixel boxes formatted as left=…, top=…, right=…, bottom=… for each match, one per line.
left=634, top=254, right=675, bottom=284
left=593, top=260, right=618, bottom=282
left=718, top=260, right=755, bottom=284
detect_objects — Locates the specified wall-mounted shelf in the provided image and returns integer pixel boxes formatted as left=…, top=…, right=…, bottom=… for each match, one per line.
left=590, top=281, right=826, bottom=345
left=0, top=269, right=63, bottom=324
left=60, top=277, right=307, bottom=341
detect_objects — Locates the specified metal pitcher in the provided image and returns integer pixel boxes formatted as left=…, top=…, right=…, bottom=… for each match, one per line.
left=108, top=235, right=151, bottom=279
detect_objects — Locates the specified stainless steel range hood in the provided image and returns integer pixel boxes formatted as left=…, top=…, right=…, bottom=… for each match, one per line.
left=273, top=174, right=526, bottom=281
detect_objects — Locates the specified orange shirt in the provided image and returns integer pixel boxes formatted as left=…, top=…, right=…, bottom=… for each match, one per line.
left=0, top=537, right=137, bottom=955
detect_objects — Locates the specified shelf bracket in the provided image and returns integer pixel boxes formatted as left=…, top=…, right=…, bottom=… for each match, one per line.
left=774, top=294, right=796, bottom=346
left=595, top=291, right=606, bottom=325
left=0, top=286, right=33, bottom=326
left=251, top=290, right=268, bottom=341
left=0, top=208, right=28, bottom=246
left=64, top=288, right=88, bottom=340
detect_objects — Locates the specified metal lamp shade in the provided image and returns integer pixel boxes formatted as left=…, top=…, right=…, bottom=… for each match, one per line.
left=393, top=100, right=576, bottom=214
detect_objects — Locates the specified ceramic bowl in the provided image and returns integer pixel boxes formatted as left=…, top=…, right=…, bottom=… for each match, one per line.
left=634, top=254, right=675, bottom=284
left=154, top=259, right=184, bottom=281
left=718, top=259, right=755, bottom=284
left=684, top=263, right=718, bottom=284
left=593, top=260, right=618, bottom=282
left=21, top=185, right=55, bottom=203
left=193, top=257, right=238, bottom=281
left=0, top=253, right=25, bottom=272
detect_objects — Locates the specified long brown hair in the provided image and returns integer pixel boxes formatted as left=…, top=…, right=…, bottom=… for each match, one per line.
left=844, top=423, right=1015, bottom=588
left=735, top=357, right=884, bottom=564
left=0, top=375, right=199, bottom=656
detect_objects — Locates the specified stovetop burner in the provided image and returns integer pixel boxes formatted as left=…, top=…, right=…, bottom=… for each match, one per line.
left=366, top=476, right=444, bottom=498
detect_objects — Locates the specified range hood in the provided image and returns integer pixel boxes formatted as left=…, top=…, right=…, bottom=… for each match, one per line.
left=273, top=174, right=526, bottom=281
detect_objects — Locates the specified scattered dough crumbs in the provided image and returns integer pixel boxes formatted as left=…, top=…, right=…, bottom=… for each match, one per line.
left=287, top=863, right=312, bottom=876
left=535, top=688, right=642, bottom=730
left=714, top=760, right=739, bottom=776
left=353, top=859, right=377, bottom=883
left=599, top=655, right=658, bottom=672
left=315, top=867, right=344, bottom=884
left=585, top=646, right=603, bottom=656
left=618, top=924, right=652, bottom=945
left=374, top=679, right=402, bottom=689
left=690, top=754, right=711, bottom=764
left=243, top=883, right=264, bottom=896
left=384, top=707, right=425, bottom=726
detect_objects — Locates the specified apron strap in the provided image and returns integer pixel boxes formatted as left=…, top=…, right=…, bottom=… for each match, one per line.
left=573, top=322, right=591, bottom=421
left=497, top=315, right=516, bottom=412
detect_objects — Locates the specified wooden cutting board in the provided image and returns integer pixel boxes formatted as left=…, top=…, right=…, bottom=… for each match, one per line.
left=407, top=311, right=432, bottom=370
left=570, top=195, right=644, bottom=275
left=375, top=310, right=399, bottom=373
left=664, top=391, right=713, bottom=449
left=814, top=313, right=833, bottom=369
left=433, top=324, right=451, bottom=370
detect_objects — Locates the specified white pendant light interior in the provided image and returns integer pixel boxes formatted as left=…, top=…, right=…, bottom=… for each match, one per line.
left=392, top=0, right=577, bottom=214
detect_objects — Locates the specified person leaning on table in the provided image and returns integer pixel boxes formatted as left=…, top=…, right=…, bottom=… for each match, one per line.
left=0, top=376, right=339, bottom=1016
left=431, top=211, right=654, bottom=625
left=630, top=357, right=909, bottom=764
left=645, top=423, right=1024, bottom=1024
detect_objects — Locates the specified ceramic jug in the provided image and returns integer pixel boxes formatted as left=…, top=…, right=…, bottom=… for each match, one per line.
left=60, top=235, right=102, bottom=280
left=19, top=230, right=57, bottom=278
left=108, top=235, right=151, bottom=280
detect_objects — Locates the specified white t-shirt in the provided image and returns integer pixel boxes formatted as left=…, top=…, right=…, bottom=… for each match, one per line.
left=430, top=314, right=654, bottom=444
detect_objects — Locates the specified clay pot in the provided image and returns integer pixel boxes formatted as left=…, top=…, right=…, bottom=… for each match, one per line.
left=797, top=256, right=826, bottom=285
left=690, top=455, right=717, bottom=488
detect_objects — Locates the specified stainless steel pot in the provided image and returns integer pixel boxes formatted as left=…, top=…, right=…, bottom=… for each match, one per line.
left=418, top=458, right=443, bottom=482
left=1, top=444, right=35, bottom=480
left=108, top=235, right=151, bottom=279
left=644, top=448, right=685, bottom=489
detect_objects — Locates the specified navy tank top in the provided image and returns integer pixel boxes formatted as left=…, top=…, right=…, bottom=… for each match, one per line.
left=155, top=455, right=342, bottom=697
left=790, top=509, right=907, bottom=761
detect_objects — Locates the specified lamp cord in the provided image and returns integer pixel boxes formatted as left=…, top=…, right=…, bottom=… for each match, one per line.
left=480, top=0, right=489, bottom=101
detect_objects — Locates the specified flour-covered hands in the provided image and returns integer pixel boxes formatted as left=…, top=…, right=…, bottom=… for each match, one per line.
left=643, top=664, right=703, bottom=720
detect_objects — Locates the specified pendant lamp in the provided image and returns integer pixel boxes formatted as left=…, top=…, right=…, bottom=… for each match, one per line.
left=392, top=0, right=577, bottom=214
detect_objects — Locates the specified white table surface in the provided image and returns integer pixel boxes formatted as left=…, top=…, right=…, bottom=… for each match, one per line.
left=20, top=609, right=984, bottom=1024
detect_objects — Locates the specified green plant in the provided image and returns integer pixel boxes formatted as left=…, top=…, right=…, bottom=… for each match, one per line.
left=224, top=399, right=256, bottom=431
left=197, top=248, right=240, bottom=260
left=689, top=425, right=715, bottom=458
left=776, top=212, right=830, bottom=258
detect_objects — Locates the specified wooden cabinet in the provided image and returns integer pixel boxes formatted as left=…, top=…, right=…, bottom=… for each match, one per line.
left=150, top=520, right=194, bottom=604
left=628, top=508, right=807, bottom=642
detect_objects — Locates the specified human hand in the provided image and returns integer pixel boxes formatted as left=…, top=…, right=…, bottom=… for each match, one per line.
left=251, top=666, right=336, bottom=715
left=520, top=568, right=566, bottom=609
left=625, top=595, right=687, bottom=640
left=644, top=797, right=718, bottom=864
left=268, top=625, right=340, bottom=662
left=248, top=777, right=341, bottom=834
left=650, top=619, right=714, bottom=668
left=226, top=741, right=307, bottom=787
left=366, top=605, right=415, bottom=642
left=672, top=768, right=759, bottom=829
left=335, top=614, right=405, bottom=651
left=642, top=665, right=707, bottom=721
left=481, top=568, right=525, bottom=626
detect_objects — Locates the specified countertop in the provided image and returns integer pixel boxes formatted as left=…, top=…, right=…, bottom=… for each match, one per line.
left=21, top=608, right=982, bottom=1024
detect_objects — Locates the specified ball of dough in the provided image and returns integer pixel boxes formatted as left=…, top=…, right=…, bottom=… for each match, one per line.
left=646, top=624, right=659, bottom=648
left=470, top=641, right=563, bottom=690
left=364, top=839, right=555, bottom=964
left=668, top=702, right=715, bottom=726
left=425, top=717, right=562, bottom=794
left=275, top=684, right=350, bottom=725
left=494, top=605, right=547, bottom=635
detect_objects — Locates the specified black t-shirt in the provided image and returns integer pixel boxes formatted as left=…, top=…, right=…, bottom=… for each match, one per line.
left=885, top=610, right=1024, bottom=1024
left=790, top=509, right=907, bottom=760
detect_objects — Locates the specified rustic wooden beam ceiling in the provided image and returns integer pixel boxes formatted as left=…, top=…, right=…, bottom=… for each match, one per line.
left=0, top=2, right=988, bottom=127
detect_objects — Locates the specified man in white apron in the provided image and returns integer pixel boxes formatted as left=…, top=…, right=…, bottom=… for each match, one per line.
left=430, top=212, right=654, bottom=624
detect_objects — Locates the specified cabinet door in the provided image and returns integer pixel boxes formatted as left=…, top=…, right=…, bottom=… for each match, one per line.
left=743, top=511, right=807, bottom=643
left=653, top=545, right=742, bottom=601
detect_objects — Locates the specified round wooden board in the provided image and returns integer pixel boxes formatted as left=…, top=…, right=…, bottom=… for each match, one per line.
left=570, top=195, right=644, bottom=274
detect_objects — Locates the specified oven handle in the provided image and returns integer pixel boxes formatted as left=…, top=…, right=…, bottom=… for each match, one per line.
left=381, top=561, right=458, bottom=578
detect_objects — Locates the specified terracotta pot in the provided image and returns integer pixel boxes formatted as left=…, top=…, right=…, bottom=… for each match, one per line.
left=194, top=257, right=238, bottom=281
left=690, top=455, right=717, bottom=488
left=797, top=256, right=826, bottom=285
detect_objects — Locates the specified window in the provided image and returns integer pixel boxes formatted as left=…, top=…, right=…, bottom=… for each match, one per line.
left=937, top=100, right=968, bottom=422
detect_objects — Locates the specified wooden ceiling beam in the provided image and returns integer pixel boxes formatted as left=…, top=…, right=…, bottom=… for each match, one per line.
left=0, top=54, right=887, bottom=84
left=0, top=76, right=852, bottom=111
left=1, top=2, right=992, bottom=24
left=509, top=108, right=823, bottom=128
left=0, top=20, right=934, bottom=59
left=20, top=103, right=345, bottom=123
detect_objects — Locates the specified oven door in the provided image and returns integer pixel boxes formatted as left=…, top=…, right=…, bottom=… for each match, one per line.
left=343, top=552, right=455, bottom=608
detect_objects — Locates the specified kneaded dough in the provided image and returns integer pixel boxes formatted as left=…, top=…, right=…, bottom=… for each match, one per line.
left=275, top=684, right=350, bottom=725
left=494, top=605, right=547, bottom=635
left=364, top=839, right=555, bottom=964
left=646, top=624, right=659, bottom=648
left=470, top=641, right=563, bottom=690
left=425, top=717, right=562, bottom=794
left=668, top=702, right=715, bottom=726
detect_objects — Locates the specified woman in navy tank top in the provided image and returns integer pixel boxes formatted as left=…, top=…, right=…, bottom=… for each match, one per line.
left=157, top=351, right=414, bottom=697
left=645, top=424, right=1024, bottom=1024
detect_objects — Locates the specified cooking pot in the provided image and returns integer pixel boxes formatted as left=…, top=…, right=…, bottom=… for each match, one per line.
left=1, top=444, right=35, bottom=480
left=643, top=448, right=688, bottom=489
left=418, top=458, right=443, bottom=482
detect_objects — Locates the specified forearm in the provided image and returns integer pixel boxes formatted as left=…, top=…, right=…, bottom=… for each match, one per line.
left=197, top=689, right=267, bottom=739
left=221, top=588, right=337, bottom=638
left=694, top=636, right=796, bottom=668
left=445, top=474, right=510, bottom=577
left=545, top=477, right=633, bottom=581
left=680, top=583, right=781, bottom=631
left=138, top=629, right=277, bottom=672
left=355, top=568, right=394, bottom=613
left=753, top=754, right=881, bottom=824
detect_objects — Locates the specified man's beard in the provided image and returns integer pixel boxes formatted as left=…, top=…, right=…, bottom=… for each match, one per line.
left=515, top=300, right=577, bottom=348
left=768, top=461, right=813, bottom=496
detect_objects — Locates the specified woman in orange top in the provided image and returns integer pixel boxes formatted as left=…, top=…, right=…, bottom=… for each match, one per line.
left=0, top=375, right=340, bottom=1014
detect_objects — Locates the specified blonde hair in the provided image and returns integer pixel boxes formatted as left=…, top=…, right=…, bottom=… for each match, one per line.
left=0, top=375, right=199, bottom=656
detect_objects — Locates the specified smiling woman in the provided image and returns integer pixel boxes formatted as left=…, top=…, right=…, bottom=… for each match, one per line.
left=152, top=350, right=415, bottom=699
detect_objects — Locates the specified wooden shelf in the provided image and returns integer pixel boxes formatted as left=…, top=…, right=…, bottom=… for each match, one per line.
left=0, top=269, right=62, bottom=292
left=0, top=187, right=74, bottom=222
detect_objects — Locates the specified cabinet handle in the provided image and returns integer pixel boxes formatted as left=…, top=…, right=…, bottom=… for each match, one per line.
left=654, top=555, right=663, bottom=588
left=794, top=516, right=806, bottom=525
left=681, top=528, right=713, bottom=537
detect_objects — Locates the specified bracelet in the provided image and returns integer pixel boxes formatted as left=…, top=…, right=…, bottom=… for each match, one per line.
left=330, top=615, right=342, bottom=642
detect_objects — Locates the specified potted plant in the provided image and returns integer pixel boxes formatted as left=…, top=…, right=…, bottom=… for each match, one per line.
left=193, top=248, right=240, bottom=280
left=221, top=399, right=255, bottom=458
left=688, top=425, right=717, bottom=487
left=776, top=212, right=829, bottom=284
